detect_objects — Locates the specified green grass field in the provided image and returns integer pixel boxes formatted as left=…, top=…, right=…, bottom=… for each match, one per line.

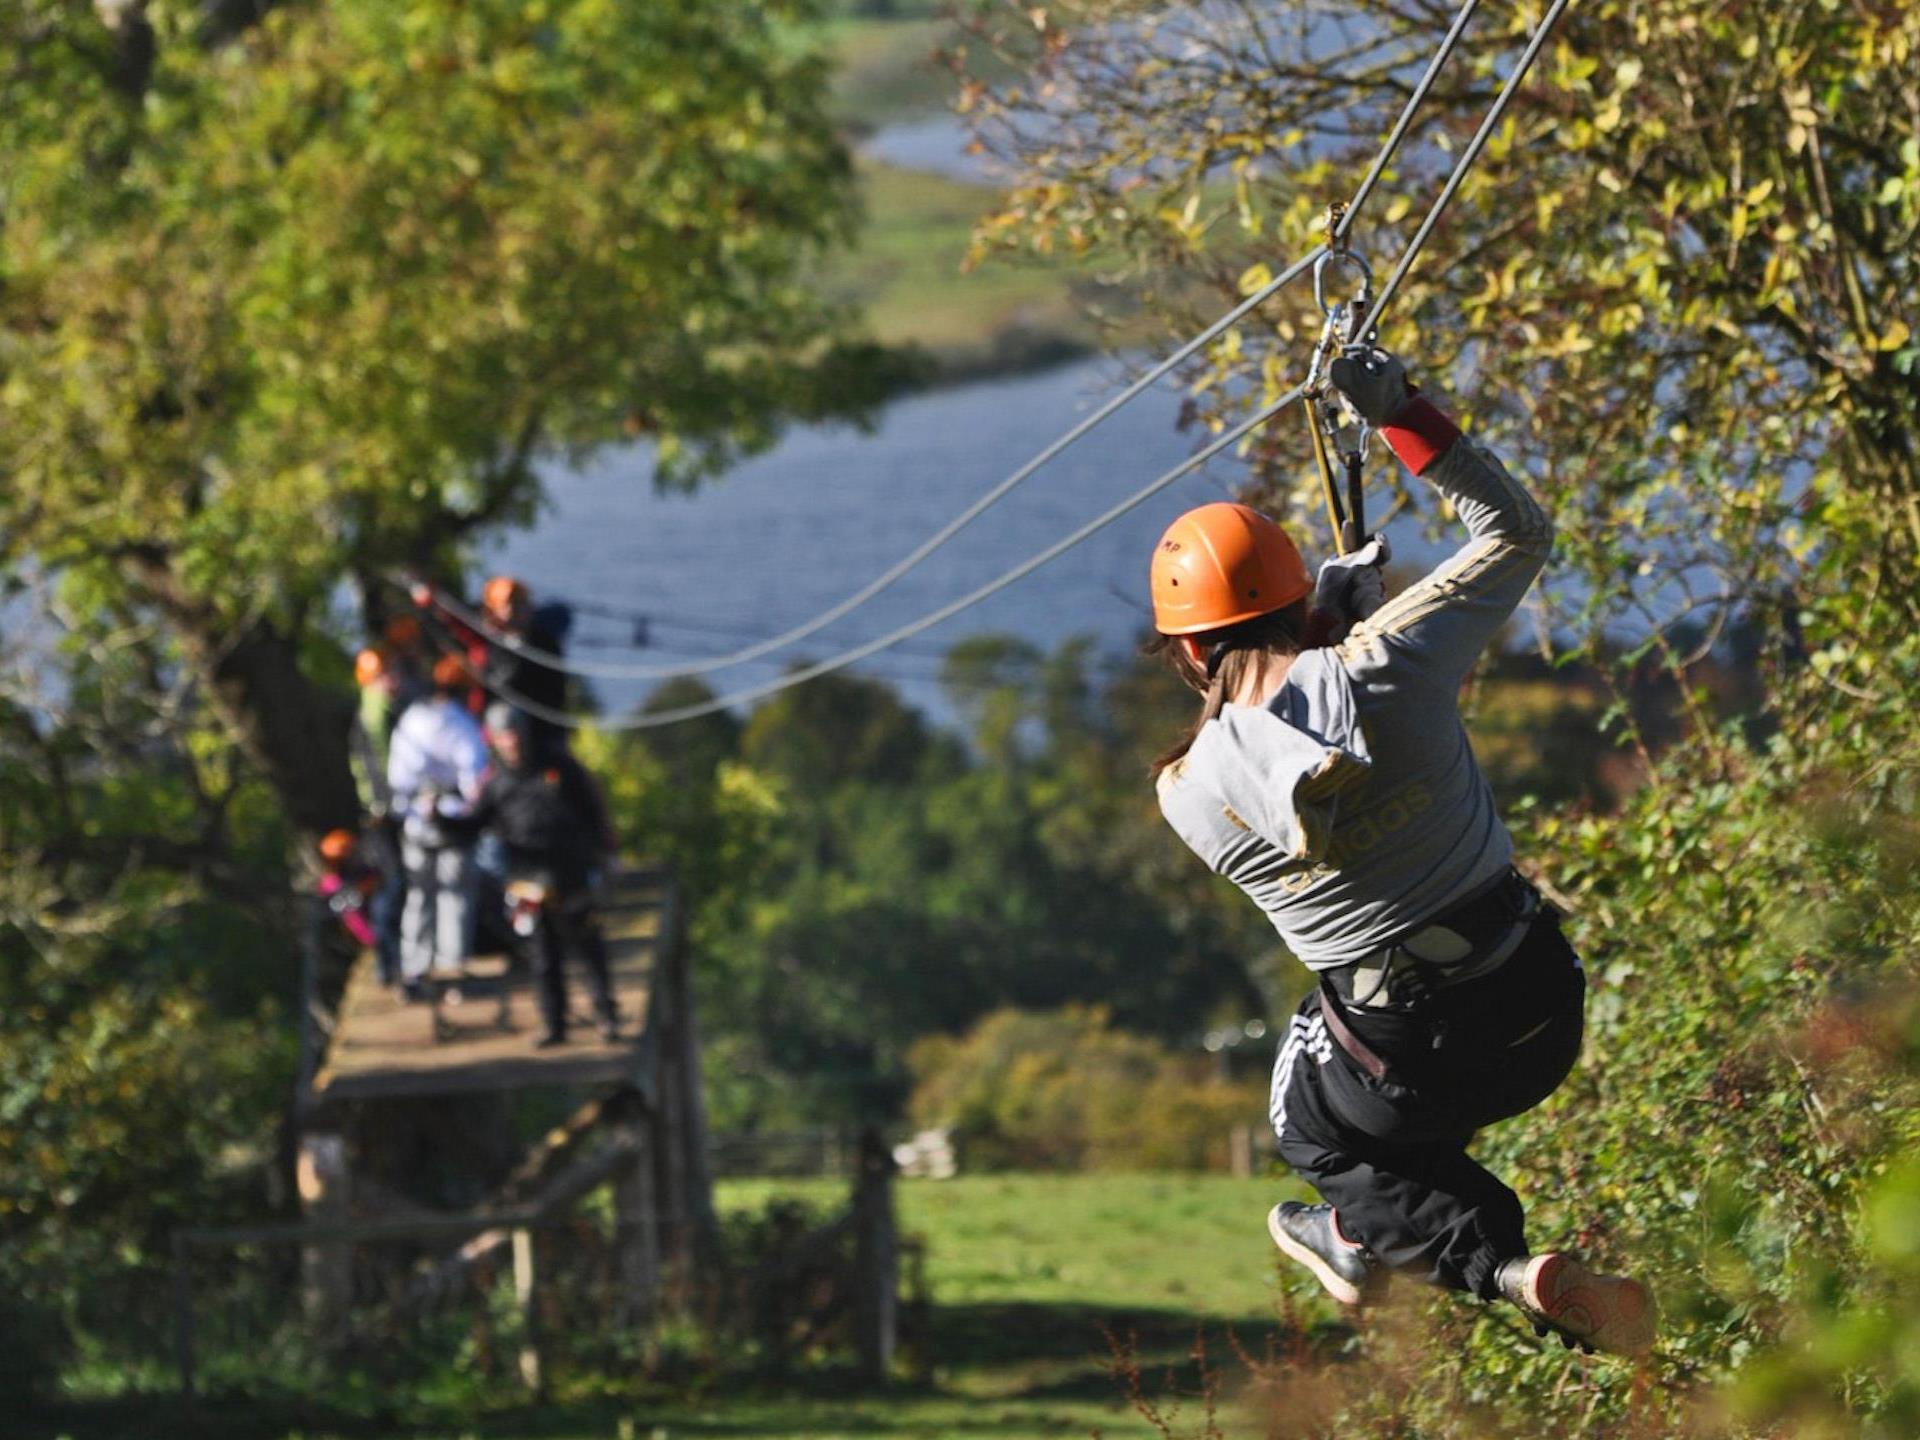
left=807, top=12, right=1136, bottom=376
left=585, top=1173, right=1317, bottom=1440
left=821, top=162, right=1129, bottom=377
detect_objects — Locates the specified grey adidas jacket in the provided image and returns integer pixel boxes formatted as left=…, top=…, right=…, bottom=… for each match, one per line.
left=1155, top=408, right=1552, bottom=968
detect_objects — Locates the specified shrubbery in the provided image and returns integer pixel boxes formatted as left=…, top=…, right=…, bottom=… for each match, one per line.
left=1211, top=660, right=1920, bottom=1436
left=906, top=1004, right=1266, bottom=1172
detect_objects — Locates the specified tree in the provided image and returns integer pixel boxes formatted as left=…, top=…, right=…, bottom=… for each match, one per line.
left=0, top=0, right=900, bottom=841
left=955, top=0, right=1919, bottom=711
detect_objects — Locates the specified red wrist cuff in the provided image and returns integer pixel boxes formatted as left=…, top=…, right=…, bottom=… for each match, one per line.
left=1381, top=396, right=1461, bottom=476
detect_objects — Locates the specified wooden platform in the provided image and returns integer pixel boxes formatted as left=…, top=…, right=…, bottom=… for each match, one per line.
left=310, top=868, right=674, bottom=1104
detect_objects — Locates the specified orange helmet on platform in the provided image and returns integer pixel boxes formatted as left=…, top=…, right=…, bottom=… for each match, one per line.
left=354, top=648, right=386, bottom=687
left=318, top=828, right=357, bottom=864
left=1149, top=502, right=1311, bottom=635
left=483, top=575, right=528, bottom=618
left=432, top=653, right=472, bottom=690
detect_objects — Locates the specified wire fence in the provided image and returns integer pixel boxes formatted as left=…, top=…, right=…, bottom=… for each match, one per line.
left=165, top=1209, right=664, bottom=1403
left=706, top=1127, right=865, bottom=1180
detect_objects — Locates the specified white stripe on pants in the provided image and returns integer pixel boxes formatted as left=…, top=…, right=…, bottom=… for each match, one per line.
left=1269, top=1012, right=1332, bottom=1143
left=400, top=839, right=475, bottom=978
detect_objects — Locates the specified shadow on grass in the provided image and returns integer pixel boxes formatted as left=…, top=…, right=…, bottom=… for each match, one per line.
left=931, top=1299, right=1279, bottom=1369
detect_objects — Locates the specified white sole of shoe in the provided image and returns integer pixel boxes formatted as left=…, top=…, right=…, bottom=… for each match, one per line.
left=1524, top=1253, right=1655, bottom=1357
left=1267, top=1205, right=1365, bottom=1305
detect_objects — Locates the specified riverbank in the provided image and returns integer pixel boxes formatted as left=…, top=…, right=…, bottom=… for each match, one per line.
left=816, top=10, right=1147, bottom=381
left=824, top=160, right=1144, bottom=382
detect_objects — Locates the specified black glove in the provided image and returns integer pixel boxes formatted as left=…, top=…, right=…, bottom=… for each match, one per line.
left=1314, top=536, right=1392, bottom=629
left=1329, top=347, right=1414, bottom=426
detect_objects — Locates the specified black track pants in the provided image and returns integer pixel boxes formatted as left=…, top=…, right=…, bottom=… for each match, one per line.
left=534, top=902, right=616, bottom=1038
left=1270, top=918, right=1586, bottom=1299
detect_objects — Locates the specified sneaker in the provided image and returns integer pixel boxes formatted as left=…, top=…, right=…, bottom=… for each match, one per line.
left=1268, top=1202, right=1380, bottom=1305
left=534, top=1031, right=568, bottom=1050
left=1499, top=1253, right=1655, bottom=1357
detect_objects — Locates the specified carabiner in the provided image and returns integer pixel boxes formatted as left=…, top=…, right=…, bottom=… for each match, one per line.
left=1312, top=247, right=1374, bottom=321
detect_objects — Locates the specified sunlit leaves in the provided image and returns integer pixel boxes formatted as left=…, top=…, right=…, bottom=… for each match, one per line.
left=953, top=0, right=1919, bottom=712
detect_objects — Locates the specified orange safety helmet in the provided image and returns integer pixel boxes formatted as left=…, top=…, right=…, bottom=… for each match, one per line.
left=483, top=575, right=528, bottom=617
left=353, top=647, right=386, bottom=688
left=383, top=615, right=422, bottom=650
left=432, top=652, right=472, bottom=691
left=1150, top=502, right=1311, bottom=635
left=318, top=828, right=358, bottom=864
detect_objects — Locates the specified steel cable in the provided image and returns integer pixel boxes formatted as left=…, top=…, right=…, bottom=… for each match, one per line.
left=409, top=382, right=1314, bottom=731
left=411, top=0, right=1571, bottom=730
left=419, top=0, right=1487, bottom=685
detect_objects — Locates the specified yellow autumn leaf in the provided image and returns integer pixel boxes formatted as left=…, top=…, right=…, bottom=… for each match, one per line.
left=1877, top=319, right=1913, bottom=351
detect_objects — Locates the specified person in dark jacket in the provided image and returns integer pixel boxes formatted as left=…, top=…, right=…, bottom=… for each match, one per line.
left=481, top=575, right=571, bottom=759
left=464, top=705, right=619, bottom=1046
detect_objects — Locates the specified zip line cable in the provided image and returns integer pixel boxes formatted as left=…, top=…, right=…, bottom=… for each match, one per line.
left=407, top=381, right=1315, bottom=732
left=412, top=0, right=1565, bottom=731
left=417, top=0, right=1488, bottom=687
left=1362, top=0, right=1571, bottom=336
left=413, top=248, right=1321, bottom=679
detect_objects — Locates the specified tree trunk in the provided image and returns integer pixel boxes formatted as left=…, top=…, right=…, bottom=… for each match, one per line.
left=129, top=551, right=361, bottom=840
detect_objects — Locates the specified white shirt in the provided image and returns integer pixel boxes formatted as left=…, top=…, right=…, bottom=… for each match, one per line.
left=386, top=697, right=489, bottom=844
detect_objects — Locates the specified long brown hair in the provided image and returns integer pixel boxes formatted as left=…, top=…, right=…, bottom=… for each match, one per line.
left=1147, top=598, right=1318, bottom=777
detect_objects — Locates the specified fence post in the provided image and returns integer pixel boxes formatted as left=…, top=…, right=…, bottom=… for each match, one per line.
left=172, top=1233, right=195, bottom=1405
left=851, top=1127, right=898, bottom=1382
left=613, top=1124, right=658, bottom=1327
left=1230, top=1123, right=1254, bottom=1178
left=511, top=1227, right=546, bottom=1397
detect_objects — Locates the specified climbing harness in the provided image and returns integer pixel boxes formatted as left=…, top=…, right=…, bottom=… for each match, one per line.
left=407, top=0, right=1568, bottom=731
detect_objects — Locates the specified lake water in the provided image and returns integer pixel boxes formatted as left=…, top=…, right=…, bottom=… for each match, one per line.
left=488, top=58, right=1480, bottom=738
left=489, top=357, right=1243, bottom=731
left=487, top=352, right=1474, bottom=734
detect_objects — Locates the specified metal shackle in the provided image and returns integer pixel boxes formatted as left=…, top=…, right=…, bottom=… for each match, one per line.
left=1313, top=247, right=1374, bottom=320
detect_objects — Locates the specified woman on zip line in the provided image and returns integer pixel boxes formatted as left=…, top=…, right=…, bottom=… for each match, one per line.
left=1148, top=346, right=1654, bottom=1357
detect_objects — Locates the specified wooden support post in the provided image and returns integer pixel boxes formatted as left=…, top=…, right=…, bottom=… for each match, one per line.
left=296, top=1130, right=352, bottom=1334
left=613, top=1123, right=658, bottom=1327
left=1230, top=1123, right=1254, bottom=1179
left=656, top=876, right=717, bottom=1262
left=851, top=1127, right=898, bottom=1383
left=511, top=1227, right=545, bottom=1397
left=171, top=1233, right=195, bottom=1405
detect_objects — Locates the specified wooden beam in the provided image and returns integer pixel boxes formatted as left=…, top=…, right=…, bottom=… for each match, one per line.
left=512, top=1228, right=545, bottom=1397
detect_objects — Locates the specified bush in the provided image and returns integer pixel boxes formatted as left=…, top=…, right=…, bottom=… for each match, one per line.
left=0, top=1291, right=73, bottom=1404
left=907, top=1005, right=1265, bottom=1171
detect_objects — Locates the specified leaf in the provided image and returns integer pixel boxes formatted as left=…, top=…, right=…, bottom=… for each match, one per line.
left=1876, top=319, right=1912, bottom=352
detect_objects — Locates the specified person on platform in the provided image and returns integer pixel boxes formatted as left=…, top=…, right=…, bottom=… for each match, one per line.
left=479, top=575, right=571, bottom=758
left=1146, top=347, right=1653, bottom=1357
left=386, top=654, right=489, bottom=994
left=459, top=704, right=619, bottom=1047
left=349, top=648, right=406, bottom=986
left=315, top=828, right=381, bottom=951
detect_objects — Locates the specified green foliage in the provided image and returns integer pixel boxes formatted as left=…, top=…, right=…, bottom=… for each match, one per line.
left=907, top=1005, right=1266, bottom=1171
left=956, top=0, right=1919, bottom=696
left=1, top=0, right=905, bottom=840
left=608, top=640, right=1278, bottom=1134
